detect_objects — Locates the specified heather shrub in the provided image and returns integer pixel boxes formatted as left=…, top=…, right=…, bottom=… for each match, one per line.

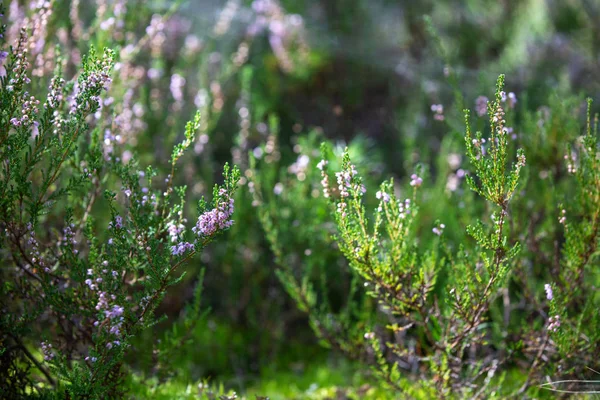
left=256, top=75, right=600, bottom=398
left=2, top=0, right=600, bottom=398
left=0, top=6, right=241, bottom=398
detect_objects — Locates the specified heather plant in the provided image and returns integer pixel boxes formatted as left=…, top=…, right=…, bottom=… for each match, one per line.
left=250, top=122, right=383, bottom=362
left=0, top=12, right=241, bottom=399
left=256, top=74, right=600, bottom=398
left=3, top=0, right=600, bottom=398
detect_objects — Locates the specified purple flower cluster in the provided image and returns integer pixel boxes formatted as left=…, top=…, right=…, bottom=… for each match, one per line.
left=24, top=223, right=48, bottom=272
left=73, top=49, right=114, bottom=113
left=44, top=76, right=65, bottom=109
left=409, top=174, right=423, bottom=187
left=108, top=215, right=123, bottom=230
left=376, top=190, right=391, bottom=203
left=91, top=287, right=124, bottom=346
left=548, top=315, right=560, bottom=332
left=192, top=189, right=234, bottom=237
left=6, top=29, right=31, bottom=91
left=10, top=95, right=40, bottom=128
left=61, top=223, right=76, bottom=247
left=335, top=164, right=361, bottom=198
left=171, top=241, right=194, bottom=256
left=317, top=160, right=330, bottom=198
left=398, top=198, right=411, bottom=220
left=41, top=341, right=54, bottom=361
left=166, top=220, right=185, bottom=243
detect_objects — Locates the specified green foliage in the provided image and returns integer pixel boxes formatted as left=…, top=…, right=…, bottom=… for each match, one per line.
left=2, top=0, right=600, bottom=398
left=0, top=8, right=239, bottom=397
left=258, top=74, right=600, bottom=398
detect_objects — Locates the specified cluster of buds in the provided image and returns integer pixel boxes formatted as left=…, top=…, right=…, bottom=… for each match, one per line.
left=85, top=268, right=103, bottom=291
left=558, top=209, right=566, bottom=225
left=192, top=189, right=235, bottom=237
left=472, top=137, right=487, bottom=158
left=564, top=152, right=577, bottom=174
left=516, top=152, right=526, bottom=169
left=10, top=95, right=39, bottom=128
left=398, top=198, right=412, bottom=220
left=41, top=341, right=54, bottom=361
left=336, top=162, right=366, bottom=202
left=44, top=75, right=65, bottom=109
left=409, top=174, right=423, bottom=187
left=336, top=164, right=357, bottom=198
left=544, top=283, right=553, bottom=300
left=6, top=29, right=31, bottom=91
left=472, top=137, right=487, bottom=148
left=547, top=315, right=560, bottom=332
left=73, top=49, right=115, bottom=113
left=24, top=223, right=47, bottom=272
left=492, top=99, right=506, bottom=134
left=61, top=223, right=76, bottom=248
left=376, top=190, right=391, bottom=203
left=317, top=159, right=330, bottom=198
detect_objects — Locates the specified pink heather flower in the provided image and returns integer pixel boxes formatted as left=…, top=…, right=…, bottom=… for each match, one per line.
left=398, top=198, right=411, bottom=219
left=410, top=174, right=423, bottom=187
left=548, top=315, right=560, bottom=332
left=376, top=190, right=390, bottom=203
left=166, top=221, right=185, bottom=243
left=335, top=170, right=353, bottom=198
left=106, top=305, right=124, bottom=319
left=41, top=342, right=54, bottom=361
left=109, top=216, right=123, bottom=229
left=171, top=241, right=194, bottom=256
left=192, top=189, right=234, bottom=237
left=558, top=209, right=566, bottom=225
left=544, top=284, right=553, bottom=300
